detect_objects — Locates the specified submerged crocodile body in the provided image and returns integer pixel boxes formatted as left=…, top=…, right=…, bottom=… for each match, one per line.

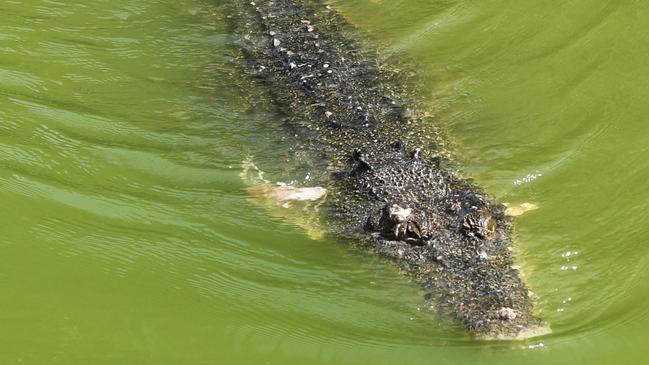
left=230, top=0, right=548, bottom=339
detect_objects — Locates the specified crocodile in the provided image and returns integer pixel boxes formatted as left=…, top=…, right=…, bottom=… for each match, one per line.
left=228, top=0, right=550, bottom=339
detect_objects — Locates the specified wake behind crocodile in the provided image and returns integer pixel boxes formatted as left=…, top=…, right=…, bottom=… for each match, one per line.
left=228, top=0, right=550, bottom=339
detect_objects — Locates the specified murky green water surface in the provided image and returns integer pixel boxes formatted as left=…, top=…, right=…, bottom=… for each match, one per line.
left=2, top=0, right=649, bottom=364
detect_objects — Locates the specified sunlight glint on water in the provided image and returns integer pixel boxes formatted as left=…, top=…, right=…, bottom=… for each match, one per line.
left=1, top=0, right=648, bottom=364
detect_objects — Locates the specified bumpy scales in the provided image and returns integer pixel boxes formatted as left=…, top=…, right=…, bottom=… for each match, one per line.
left=230, top=0, right=548, bottom=339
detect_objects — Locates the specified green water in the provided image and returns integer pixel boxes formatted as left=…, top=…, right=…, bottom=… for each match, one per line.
left=2, top=0, right=649, bottom=363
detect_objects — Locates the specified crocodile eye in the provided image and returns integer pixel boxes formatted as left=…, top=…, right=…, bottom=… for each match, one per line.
left=484, top=216, right=496, bottom=234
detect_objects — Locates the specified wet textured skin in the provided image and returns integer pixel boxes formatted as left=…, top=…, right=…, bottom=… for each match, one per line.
left=229, top=0, right=548, bottom=339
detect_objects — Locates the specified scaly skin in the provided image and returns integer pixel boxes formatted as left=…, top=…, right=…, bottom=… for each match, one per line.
left=229, top=0, right=549, bottom=339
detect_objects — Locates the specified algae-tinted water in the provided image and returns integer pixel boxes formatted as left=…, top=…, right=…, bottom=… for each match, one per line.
left=1, top=0, right=648, bottom=364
